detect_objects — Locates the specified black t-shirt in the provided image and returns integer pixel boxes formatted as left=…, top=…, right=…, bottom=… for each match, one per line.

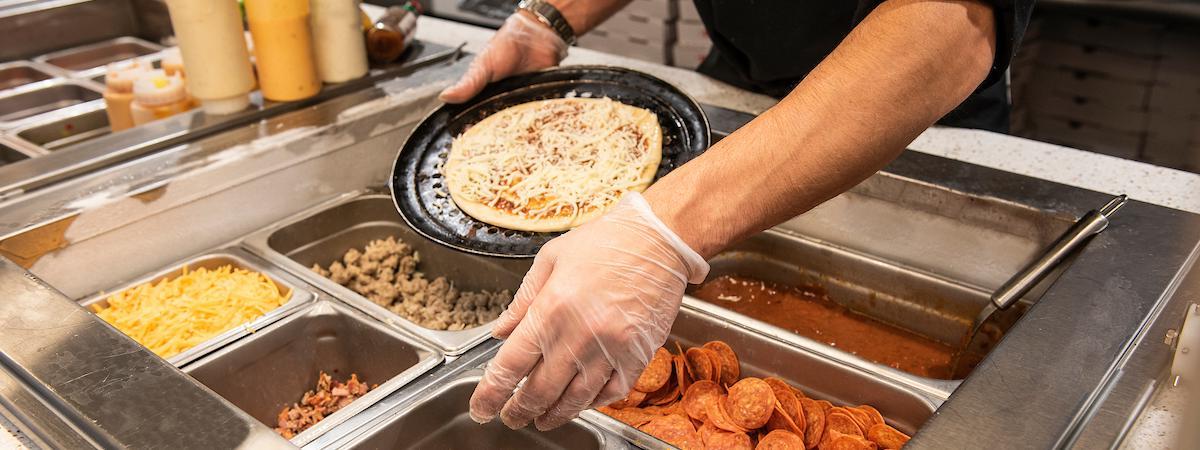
left=691, top=0, right=1034, bottom=133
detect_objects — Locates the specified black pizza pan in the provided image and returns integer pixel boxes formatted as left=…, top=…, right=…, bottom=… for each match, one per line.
left=389, top=65, right=711, bottom=258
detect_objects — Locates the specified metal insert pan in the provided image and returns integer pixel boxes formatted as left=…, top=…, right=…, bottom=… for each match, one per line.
left=389, top=65, right=710, bottom=257
left=580, top=306, right=941, bottom=448
left=182, top=298, right=443, bottom=447
left=242, top=192, right=531, bottom=355
left=78, top=248, right=315, bottom=367
left=334, top=372, right=622, bottom=450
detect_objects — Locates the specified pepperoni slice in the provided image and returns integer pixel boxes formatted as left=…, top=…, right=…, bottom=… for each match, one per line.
left=763, top=378, right=806, bottom=431
left=706, top=395, right=749, bottom=433
left=640, top=413, right=703, bottom=450
left=706, top=430, right=754, bottom=450
left=765, top=399, right=805, bottom=436
left=856, top=405, right=884, bottom=427
left=703, top=341, right=741, bottom=385
left=645, top=378, right=681, bottom=406
left=682, top=380, right=722, bottom=422
left=597, top=406, right=657, bottom=428
left=799, top=397, right=825, bottom=449
left=821, top=410, right=865, bottom=448
left=686, top=348, right=716, bottom=384
left=866, top=423, right=910, bottom=450
left=675, top=353, right=691, bottom=393
left=636, top=347, right=674, bottom=393
left=754, top=429, right=805, bottom=450
left=825, top=430, right=878, bottom=450
left=609, top=388, right=648, bottom=409
left=839, top=406, right=873, bottom=433
left=726, top=378, right=776, bottom=430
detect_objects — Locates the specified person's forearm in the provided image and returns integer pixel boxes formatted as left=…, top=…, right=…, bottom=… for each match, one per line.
left=643, top=0, right=997, bottom=258
left=544, top=0, right=632, bottom=35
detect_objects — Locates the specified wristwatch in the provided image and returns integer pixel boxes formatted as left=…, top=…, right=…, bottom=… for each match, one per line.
left=516, top=0, right=576, bottom=45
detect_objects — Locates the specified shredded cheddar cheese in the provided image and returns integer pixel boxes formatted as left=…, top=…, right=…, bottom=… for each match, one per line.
left=93, top=265, right=290, bottom=358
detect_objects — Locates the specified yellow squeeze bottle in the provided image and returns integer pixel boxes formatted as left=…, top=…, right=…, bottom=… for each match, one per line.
left=245, top=0, right=321, bottom=101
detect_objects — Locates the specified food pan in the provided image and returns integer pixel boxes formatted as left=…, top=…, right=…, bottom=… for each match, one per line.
left=579, top=306, right=941, bottom=449
left=684, top=229, right=1021, bottom=389
left=182, top=298, right=443, bottom=447
left=331, top=372, right=624, bottom=450
left=242, top=192, right=531, bottom=355
left=0, top=79, right=102, bottom=128
left=34, top=36, right=163, bottom=77
left=13, top=106, right=109, bottom=150
left=79, top=248, right=315, bottom=367
left=0, top=138, right=36, bottom=165
left=0, top=61, right=57, bottom=92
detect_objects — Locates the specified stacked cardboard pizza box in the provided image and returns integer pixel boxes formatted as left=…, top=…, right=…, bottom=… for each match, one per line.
left=577, top=0, right=677, bottom=65
left=1010, top=11, right=1200, bottom=173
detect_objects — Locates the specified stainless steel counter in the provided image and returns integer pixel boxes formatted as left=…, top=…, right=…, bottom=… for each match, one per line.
left=0, top=22, right=1197, bottom=450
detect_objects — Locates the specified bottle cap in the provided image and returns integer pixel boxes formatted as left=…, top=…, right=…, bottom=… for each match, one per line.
left=161, top=47, right=184, bottom=76
left=105, top=59, right=150, bottom=93
left=133, top=70, right=188, bottom=106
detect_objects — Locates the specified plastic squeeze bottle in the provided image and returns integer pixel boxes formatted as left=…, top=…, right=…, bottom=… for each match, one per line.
left=103, top=60, right=151, bottom=132
left=245, top=0, right=321, bottom=101
left=366, top=4, right=419, bottom=64
left=130, top=70, right=194, bottom=126
left=310, top=0, right=368, bottom=83
left=163, top=0, right=257, bottom=115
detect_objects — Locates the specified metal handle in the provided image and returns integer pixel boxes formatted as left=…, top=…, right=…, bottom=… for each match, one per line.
left=991, top=195, right=1128, bottom=310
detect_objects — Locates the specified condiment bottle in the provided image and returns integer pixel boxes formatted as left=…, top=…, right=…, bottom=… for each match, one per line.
left=310, top=0, right=368, bottom=83
left=366, top=3, right=419, bottom=64
left=245, top=0, right=321, bottom=101
left=163, top=0, right=257, bottom=115
left=130, top=70, right=194, bottom=126
left=103, top=60, right=150, bottom=132
left=161, top=47, right=185, bottom=78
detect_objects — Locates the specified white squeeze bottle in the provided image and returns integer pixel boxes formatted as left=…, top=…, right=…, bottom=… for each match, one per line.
left=310, top=0, right=369, bottom=83
left=163, top=0, right=257, bottom=114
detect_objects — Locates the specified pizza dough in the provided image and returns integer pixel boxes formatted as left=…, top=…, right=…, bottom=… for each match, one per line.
left=443, top=97, right=663, bottom=232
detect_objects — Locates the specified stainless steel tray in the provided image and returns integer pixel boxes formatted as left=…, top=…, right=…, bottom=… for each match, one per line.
left=34, top=36, right=163, bottom=78
left=241, top=192, right=532, bottom=355
left=579, top=306, right=941, bottom=449
left=78, top=248, right=316, bottom=367
left=0, top=137, right=36, bottom=165
left=12, top=106, right=109, bottom=151
left=684, top=228, right=1013, bottom=394
left=182, top=298, right=443, bottom=447
left=330, top=371, right=624, bottom=450
left=0, top=61, right=58, bottom=93
left=0, top=79, right=102, bottom=129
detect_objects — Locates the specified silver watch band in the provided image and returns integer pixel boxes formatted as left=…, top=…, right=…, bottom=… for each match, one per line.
left=517, top=0, right=576, bottom=45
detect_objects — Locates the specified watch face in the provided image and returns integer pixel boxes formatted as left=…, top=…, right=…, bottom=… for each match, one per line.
left=458, top=0, right=518, bottom=20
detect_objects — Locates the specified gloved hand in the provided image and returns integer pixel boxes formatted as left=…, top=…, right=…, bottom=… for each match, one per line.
left=439, top=12, right=569, bottom=103
left=469, top=192, right=709, bottom=431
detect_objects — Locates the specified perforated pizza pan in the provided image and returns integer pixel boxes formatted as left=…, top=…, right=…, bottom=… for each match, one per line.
left=390, top=65, right=711, bottom=258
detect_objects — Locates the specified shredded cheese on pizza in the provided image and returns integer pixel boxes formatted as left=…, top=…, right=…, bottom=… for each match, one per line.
left=93, top=265, right=290, bottom=358
left=445, top=98, right=661, bottom=226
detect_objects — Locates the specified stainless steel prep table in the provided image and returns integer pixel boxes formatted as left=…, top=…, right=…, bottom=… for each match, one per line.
left=0, top=47, right=1196, bottom=449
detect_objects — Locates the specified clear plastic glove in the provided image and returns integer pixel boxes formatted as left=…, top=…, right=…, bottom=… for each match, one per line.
left=439, top=13, right=569, bottom=103
left=469, top=192, right=709, bottom=431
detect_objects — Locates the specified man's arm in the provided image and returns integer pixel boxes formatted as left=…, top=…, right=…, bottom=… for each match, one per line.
left=645, top=0, right=998, bottom=257
left=543, top=0, right=632, bottom=35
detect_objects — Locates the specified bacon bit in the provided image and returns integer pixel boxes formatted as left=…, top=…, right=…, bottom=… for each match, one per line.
left=275, top=372, right=374, bottom=439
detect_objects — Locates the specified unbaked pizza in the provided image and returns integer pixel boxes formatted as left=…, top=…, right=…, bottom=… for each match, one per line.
left=444, top=97, right=663, bottom=232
